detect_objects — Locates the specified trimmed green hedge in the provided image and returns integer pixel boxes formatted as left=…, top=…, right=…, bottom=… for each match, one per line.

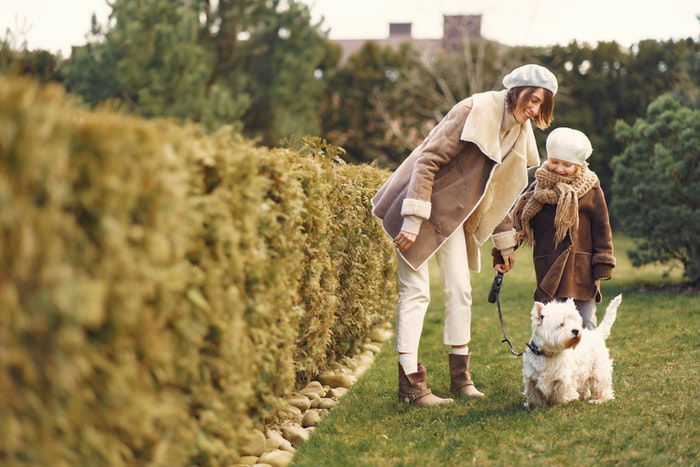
left=0, top=76, right=396, bottom=465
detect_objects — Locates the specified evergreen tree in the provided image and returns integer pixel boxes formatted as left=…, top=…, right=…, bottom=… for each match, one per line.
left=63, top=14, right=124, bottom=107
left=538, top=39, right=699, bottom=197
left=65, top=0, right=246, bottom=130
left=321, top=41, right=430, bottom=165
left=611, top=94, right=700, bottom=284
left=234, top=0, right=337, bottom=145
left=64, top=0, right=333, bottom=138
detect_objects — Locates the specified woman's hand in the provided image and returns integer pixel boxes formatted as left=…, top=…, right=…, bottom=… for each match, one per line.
left=394, top=231, right=417, bottom=251
left=494, top=252, right=516, bottom=273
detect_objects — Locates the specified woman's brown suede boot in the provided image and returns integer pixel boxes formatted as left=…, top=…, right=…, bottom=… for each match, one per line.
left=398, top=363, right=454, bottom=406
left=449, top=353, right=485, bottom=397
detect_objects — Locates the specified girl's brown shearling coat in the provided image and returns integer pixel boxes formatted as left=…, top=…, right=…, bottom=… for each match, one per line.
left=496, top=182, right=616, bottom=303
left=372, top=90, right=540, bottom=271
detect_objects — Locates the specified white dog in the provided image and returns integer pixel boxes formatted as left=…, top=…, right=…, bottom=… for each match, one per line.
left=522, top=295, right=622, bottom=409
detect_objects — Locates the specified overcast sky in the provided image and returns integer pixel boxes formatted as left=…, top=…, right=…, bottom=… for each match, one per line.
left=1, top=0, right=698, bottom=56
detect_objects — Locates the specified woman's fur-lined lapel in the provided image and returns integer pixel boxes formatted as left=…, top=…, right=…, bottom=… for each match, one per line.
left=460, top=90, right=540, bottom=168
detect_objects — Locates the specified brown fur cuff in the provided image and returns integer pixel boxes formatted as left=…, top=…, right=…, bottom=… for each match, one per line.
left=593, top=264, right=613, bottom=281
left=592, top=252, right=616, bottom=267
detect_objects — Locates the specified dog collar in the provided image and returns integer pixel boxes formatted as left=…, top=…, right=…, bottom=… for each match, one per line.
left=527, top=341, right=545, bottom=356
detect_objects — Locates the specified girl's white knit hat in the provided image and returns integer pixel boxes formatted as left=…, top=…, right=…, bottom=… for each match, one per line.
left=546, top=127, right=593, bottom=166
left=502, top=64, right=558, bottom=95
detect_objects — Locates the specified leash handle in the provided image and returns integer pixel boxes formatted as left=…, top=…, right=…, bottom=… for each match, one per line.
left=488, top=271, right=504, bottom=303
left=489, top=272, right=525, bottom=357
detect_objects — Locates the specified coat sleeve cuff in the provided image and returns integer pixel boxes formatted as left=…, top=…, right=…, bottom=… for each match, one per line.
left=401, top=198, right=431, bottom=220
left=593, top=264, right=614, bottom=281
left=400, top=215, right=423, bottom=235
left=592, top=252, right=616, bottom=267
left=491, top=229, right=516, bottom=251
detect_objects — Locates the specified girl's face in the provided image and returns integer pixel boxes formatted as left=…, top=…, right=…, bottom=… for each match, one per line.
left=513, top=88, right=546, bottom=124
left=546, top=157, right=579, bottom=176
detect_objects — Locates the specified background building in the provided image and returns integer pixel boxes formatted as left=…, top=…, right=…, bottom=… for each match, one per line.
left=334, top=14, right=483, bottom=61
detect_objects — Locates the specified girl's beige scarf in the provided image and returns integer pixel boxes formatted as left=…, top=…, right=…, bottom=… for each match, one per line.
left=513, top=166, right=599, bottom=246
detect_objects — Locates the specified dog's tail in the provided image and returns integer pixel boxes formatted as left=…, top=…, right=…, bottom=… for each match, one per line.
left=597, top=294, right=622, bottom=340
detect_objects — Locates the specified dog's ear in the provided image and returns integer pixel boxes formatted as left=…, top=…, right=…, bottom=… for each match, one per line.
left=566, top=297, right=576, bottom=307
left=531, top=302, right=545, bottom=323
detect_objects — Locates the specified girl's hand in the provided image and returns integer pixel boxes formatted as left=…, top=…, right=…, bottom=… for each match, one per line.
left=494, top=252, right=516, bottom=273
left=394, top=231, right=417, bottom=251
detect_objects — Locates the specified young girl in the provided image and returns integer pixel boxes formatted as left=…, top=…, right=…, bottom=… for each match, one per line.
left=505, top=127, right=616, bottom=329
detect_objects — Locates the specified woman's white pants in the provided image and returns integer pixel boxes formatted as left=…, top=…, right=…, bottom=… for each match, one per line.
left=396, top=225, right=472, bottom=353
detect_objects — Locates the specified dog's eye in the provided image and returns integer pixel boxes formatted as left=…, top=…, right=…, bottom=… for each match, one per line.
left=558, top=323, right=565, bottom=328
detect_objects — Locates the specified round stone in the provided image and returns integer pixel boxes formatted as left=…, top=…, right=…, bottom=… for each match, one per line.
left=302, top=409, right=321, bottom=427
left=265, top=430, right=294, bottom=452
left=328, top=387, right=348, bottom=398
left=258, top=450, right=294, bottom=467
left=319, top=398, right=337, bottom=409
left=370, top=328, right=393, bottom=343
left=282, top=424, right=310, bottom=447
left=288, top=396, right=311, bottom=411
left=300, top=386, right=325, bottom=398
left=318, top=373, right=352, bottom=388
left=240, top=429, right=267, bottom=457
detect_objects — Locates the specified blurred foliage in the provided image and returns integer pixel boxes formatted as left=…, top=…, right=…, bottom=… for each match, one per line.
left=611, top=93, right=700, bottom=284
left=3, top=6, right=697, bottom=219
left=0, top=42, right=64, bottom=84
left=60, top=0, right=337, bottom=140
left=63, top=0, right=246, bottom=131
left=320, top=39, right=532, bottom=167
left=0, top=76, right=396, bottom=464
left=536, top=38, right=699, bottom=200
left=319, top=41, right=428, bottom=166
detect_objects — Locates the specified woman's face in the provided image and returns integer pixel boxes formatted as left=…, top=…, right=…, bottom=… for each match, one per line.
left=545, top=157, right=579, bottom=176
left=513, top=88, right=546, bottom=124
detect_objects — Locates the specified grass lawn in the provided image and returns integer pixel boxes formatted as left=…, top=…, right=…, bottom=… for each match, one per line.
left=292, top=234, right=699, bottom=466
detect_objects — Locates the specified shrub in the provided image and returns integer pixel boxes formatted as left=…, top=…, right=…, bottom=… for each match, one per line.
left=0, top=75, right=396, bottom=464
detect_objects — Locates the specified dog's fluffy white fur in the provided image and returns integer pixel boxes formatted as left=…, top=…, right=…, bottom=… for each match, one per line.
left=522, top=295, right=622, bottom=408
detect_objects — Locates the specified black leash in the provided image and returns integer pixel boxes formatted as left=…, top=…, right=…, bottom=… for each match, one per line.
left=488, top=271, right=525, bottom=357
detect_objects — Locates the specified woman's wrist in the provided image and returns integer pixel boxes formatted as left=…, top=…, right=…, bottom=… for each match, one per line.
left=400, top=216, right=422, bottom=235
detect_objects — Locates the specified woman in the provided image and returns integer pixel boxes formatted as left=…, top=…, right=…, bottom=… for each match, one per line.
left=372, top=64, right=557, bottom=406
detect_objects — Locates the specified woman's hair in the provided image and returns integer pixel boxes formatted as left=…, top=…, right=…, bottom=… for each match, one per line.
left=505, top=86, right=555, bottom=129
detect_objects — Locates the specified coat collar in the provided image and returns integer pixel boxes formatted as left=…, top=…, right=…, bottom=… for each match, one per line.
left=459, top=90, right=540, bottom=168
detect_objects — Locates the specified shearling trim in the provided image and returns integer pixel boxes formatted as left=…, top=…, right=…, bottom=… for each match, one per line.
left=401, top=198, right=431, bottom=220
left=460, top=90, right=540, bottom=169
left=592, top=252, right=616, bottom=266
left=460, top=91, right=506, bottom=164
left=492, top=229, right=517, bottom=250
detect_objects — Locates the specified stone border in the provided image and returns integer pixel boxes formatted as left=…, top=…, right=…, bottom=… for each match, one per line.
left=237, top=323, right=393, bottom=466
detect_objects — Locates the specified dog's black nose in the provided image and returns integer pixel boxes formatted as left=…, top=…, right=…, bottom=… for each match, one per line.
left=572, top=329, right=579, bottom=336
